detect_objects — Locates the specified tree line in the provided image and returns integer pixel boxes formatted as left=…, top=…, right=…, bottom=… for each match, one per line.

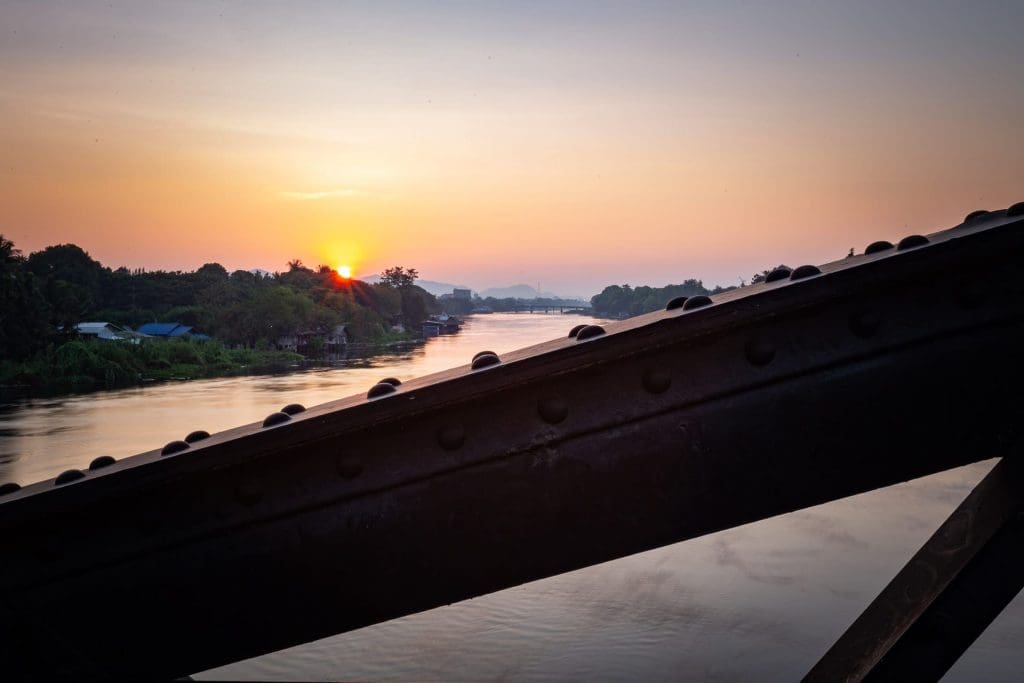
left=0, top=235, right=438, bottom=364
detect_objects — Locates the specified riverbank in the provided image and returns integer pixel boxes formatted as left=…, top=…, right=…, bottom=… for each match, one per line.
left=0, top=335, right=422, bottom=396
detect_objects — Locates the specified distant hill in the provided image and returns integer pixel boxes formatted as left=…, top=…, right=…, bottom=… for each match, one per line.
left=360, top=275, right=470, bottom=297
left=479, top=284, right=561, bottom=299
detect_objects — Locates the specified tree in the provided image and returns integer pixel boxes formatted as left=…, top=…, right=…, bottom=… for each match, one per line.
left=0, top=235, right=53, bottom=359
left=380, top=266, right=419, bottom=288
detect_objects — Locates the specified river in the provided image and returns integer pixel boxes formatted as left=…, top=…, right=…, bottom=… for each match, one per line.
left=1, top=313, right=1020, bottom=681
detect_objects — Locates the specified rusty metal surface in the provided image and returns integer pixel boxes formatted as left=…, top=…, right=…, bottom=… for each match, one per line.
left=805, top=456, right=1024, bottom=682
left=1, top=207, right=1023, bottom=681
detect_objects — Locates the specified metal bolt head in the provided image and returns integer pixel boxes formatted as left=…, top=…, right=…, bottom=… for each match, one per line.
left=537, top=396, right=569, bottom=423
left=161, top=440, right=190, bottom=456
left=379, top=377, right=402, bottom=387
left=471, top=352, right=501, bottom=370
left=0, top=482, right=22, bottom=496
left=865, top=241, right=894, bottom=255
left=575, top=325, right=606, bottom=341
left=184, top=430, right=210, bottom=443
left=850, top=311, right=882, bottom=338
left=235, top=480, right=263, bottom=506
left=336, top=456, right=364, bottom=479
left=964, top=209, right=990, bottom=223
left=89, top=455, right=116, bottom=470
left=765, top=267, right=791, bottom=282
left=568, top=324, right=587, bottom=338
left=1007, top=202, right=1024, bottom=217
left=54, top=469, right=86, bottom=485
left=642, top=369, right=672, bottom=394
left=682, top=295, right=712, bottom=310
left=367, top=382, right=397, bottom=399
left=744, top=338, right=776, bottom=367
left=790, top=265, right=821, bottom=280
left=897, top=235, right=929, bottom=250
left=262, top=412, right=291, bottom=428
left=280, top=404, right=306, bottom=415
left=665, top=296, right=688, bottom=310
left=437, top=424, right=466, bottom=450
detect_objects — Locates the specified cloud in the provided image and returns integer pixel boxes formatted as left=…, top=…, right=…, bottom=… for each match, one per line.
left=280, top=188, right=368, bottom=201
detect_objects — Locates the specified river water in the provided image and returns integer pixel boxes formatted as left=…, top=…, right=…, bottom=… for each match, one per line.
left=1, top=313, right=1020, bottom=681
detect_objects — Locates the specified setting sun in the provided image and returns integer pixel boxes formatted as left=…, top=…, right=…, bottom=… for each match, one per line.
left=336, top=265, right=352, bottom=279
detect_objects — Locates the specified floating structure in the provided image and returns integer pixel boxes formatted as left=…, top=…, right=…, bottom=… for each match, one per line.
left=1, top=203, right=1023, bottom=682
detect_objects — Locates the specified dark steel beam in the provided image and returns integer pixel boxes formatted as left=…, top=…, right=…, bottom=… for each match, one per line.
left=804, top=455, right=1024, bottom=682
left=1, top=208, right=1023, bottom=681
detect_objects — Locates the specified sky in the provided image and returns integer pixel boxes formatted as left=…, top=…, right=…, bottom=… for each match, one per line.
left=2, top=1, right=1022, bottom=297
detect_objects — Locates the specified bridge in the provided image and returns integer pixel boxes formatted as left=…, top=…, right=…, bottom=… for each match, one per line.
left=491, top=299, right=593, bottom=313
left=1, top=203, right=1023, bottom=681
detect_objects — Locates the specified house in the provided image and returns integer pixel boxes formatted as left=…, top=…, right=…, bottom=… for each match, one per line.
left=276, top=325, right=348, bottom=357
left=136, top=322, right=211, bottom=341
left=76, top=322, right=148, bottom=343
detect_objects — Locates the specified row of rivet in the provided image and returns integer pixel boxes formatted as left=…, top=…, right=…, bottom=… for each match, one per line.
left=5, top=203, right=1019, bottom=498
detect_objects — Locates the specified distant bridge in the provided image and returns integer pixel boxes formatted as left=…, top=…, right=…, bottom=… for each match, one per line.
left=2, top=203, right=1023, bottom=681
left=504, top=300, right=592, bottom=313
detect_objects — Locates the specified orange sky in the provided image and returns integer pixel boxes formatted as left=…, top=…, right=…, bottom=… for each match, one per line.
left=2, top=1, right=1022, bottom=296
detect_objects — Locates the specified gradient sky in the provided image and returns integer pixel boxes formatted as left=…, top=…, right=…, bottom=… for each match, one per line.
left=2, top=1, right=1022, bottom=296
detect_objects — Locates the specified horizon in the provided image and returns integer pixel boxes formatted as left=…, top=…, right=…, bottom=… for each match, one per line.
left=3, top=1, right=1023, bottom=296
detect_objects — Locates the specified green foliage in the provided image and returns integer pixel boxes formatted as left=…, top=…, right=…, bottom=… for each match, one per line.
left=590, top=280, right=735, bottom=318
left=379, top=266, right=419, bottom=288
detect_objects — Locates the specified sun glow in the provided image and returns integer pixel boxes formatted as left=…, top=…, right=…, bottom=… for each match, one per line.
left=336, top=265, right=352, bottom=279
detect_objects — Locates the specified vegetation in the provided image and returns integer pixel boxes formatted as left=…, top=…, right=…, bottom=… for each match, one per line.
left=1, top=338, right=303, bottom=391
left=590, top=280, right=735, bottom=318
left=0, top=235, right=439, bottom=390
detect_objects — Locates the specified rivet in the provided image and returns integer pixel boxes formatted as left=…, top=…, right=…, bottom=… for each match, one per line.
left=472, top=350, right=496, bottom=362
left=964, top=209, right=990, bottom=223
left=537, top=396, right=569, bottom=424
left=744, top=338, right=776, bottom=367
left=850, top=311, right=882, bottom=338
left=471, top=352, right=501, bottom=370
left=161, top=440, right=190, bottom=456
left=235, top=480, right=263, bottom=506
left=1007, top=202, right=1024, bottom=217
left=575, top=325, right=606, bottom=341
left=367, top=382, right=397, bottom=399
left=437, top=424, right=465, bottom=450
left=88, top=455, right=116, bottom=470
left=642, top=369, right=672, bottom=394
left=0, top=482, right=21, bottom=496
left=184, top=430, right=210, bottom=443
left=262, top=412, right=291, bottom=427
left=379, top=377, right=402, bottom=387
left=954, top=281, right=985, bottom=310
left=336, top=456, right=364, bottom=479
left=280, top=404, right=306, bottom=415
left=568, top=324, right=587, bottom=338
left=790, top=265, right=821, bottom=280
left=865, top=241, right=894, bottom=255
left=765, top=267, right=791, bottom=282
left=897, top=235, right=929, bottom=250
left=682, top=295, right=712, bottom=310
left=665, top=296, right=688, bottom=310
left=54, top=469, right=86, bottom=486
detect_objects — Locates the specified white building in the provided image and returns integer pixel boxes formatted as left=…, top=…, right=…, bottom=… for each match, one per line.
left=76, top=322, right=147, bottom=343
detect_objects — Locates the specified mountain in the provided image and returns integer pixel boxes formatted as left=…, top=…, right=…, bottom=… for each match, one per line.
left=360, top=275, right=470, bottom=297
left=478, top=284, right=561, bottom=299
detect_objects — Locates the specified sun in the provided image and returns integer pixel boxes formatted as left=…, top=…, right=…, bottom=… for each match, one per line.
left=335, top=265, right=352, bottom=279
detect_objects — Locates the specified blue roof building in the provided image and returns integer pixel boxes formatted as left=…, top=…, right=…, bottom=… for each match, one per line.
left=136, top=322, right=210, bottom=341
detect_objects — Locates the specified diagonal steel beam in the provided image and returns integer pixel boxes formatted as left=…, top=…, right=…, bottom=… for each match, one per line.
left=804, top=455, right=1024, bottom=682
left=1, top=207, right=1023, bottom=681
